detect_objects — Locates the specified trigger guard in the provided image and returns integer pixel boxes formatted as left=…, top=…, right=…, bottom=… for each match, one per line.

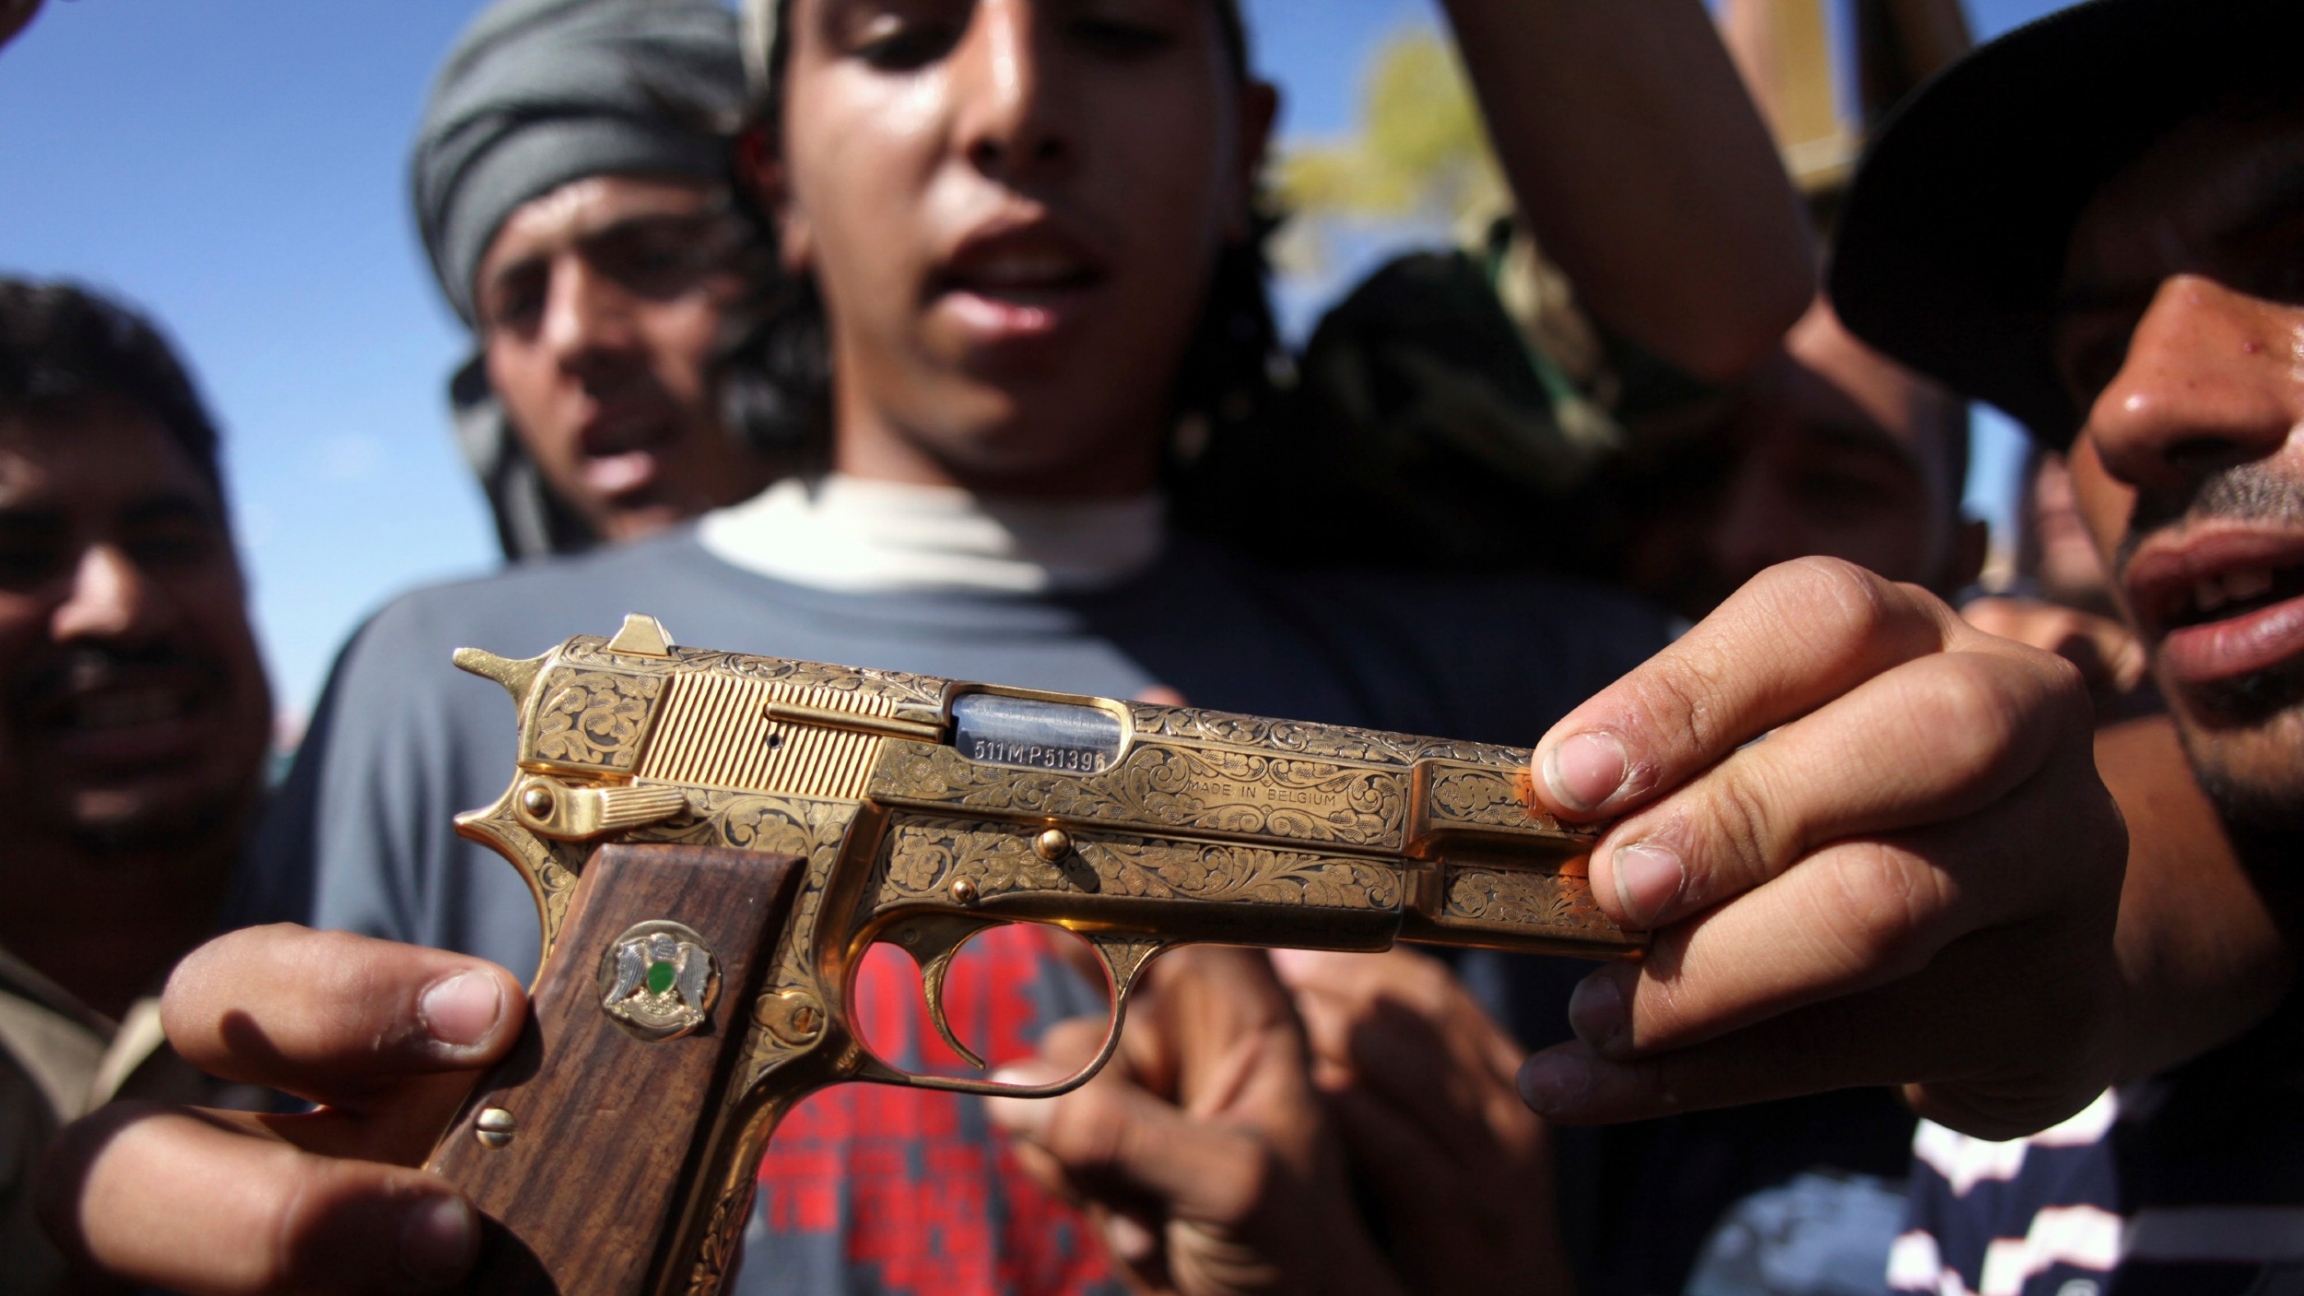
left=857, top=933, right=1173, bottom=1101
left=875, top=913, right=1003, bottom=1071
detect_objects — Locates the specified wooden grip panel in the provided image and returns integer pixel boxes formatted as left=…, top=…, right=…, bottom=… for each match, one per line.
left=426, top=843, right=804, bottom=1296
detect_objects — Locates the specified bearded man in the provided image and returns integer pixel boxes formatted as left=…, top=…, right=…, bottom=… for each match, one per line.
left=1829, top=2, right=2304, bottom=1290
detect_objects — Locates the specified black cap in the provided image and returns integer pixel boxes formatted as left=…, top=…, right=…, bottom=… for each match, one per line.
left=1829, top=0, right=2304, bottom=450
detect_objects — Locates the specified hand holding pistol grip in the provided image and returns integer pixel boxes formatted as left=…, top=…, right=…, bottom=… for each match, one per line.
left=423, top=615, right=1643, bottom=1296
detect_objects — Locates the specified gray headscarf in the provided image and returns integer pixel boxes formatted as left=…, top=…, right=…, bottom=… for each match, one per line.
left=413, top=0, right=746, bottom=560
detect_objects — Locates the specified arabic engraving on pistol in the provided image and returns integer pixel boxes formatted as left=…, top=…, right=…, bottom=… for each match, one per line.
left=423, top=614, right=1642, bottom=1296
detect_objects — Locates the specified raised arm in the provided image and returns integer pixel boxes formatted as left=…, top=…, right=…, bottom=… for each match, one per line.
left=1440, top=0, right=1815, bottom=380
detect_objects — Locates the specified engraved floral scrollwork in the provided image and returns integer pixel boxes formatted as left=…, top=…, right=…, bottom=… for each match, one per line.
left=1128, top=704, right=1527, bottom=768
left=452, top=793, right=592, bottom=962
left=528, top=669, right=662, bottom=770
left=1443, top=865, right=1614, bottom=934
left=1429, top=767, right=1527, bottom=825
left=873, top=816, right=1400, bottom=914
left=873, top=822, right=1065, bottom=905
left=684, top=1176, right=758, bottom=1296
left=1094, top=839, right=1399, bottom=908
left=1421, top=764, right=1583, bottom=835
left=873, top=743, right=1408, bottom=848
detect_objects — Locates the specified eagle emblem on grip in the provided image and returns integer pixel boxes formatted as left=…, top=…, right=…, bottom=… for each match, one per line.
left=597, top=921, right=719, bottom=1041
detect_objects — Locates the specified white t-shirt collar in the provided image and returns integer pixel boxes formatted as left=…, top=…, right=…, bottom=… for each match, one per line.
left=698, top=474, right=1166, bottom=595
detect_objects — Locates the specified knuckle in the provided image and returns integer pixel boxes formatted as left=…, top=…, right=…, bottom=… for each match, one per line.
left=1772, top=557, right=1903, bottom=644
left=262, top=1173, right=325, bottom=1291
left=1807, top=845, right=1954, bottom=982
left=271, top=1161, right=438, bottom=1294
left=1631, top=968, right=1697, bottom=1044
left=1649, top=658, right=1728, bottom=764
left=2031, top=646, right=2098, bottom=732
left=1714, top=772, right=1781, bottom=884
left=1611, top=647, right=1731, bottom=782
left=1665, top=771, right=1780, bottom=906
left=1906, top=657, right=2024, bottom=764
left=1873, top=653, right=2068, bottom=811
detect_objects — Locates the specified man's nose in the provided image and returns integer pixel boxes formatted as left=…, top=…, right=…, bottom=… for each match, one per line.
left=52, top=545, right=161, bottom=643
left=539, top=256, right=637, bottom=370
left=2086, top=274, right=2304, bottom=494
left=952, top=0, right=1072, bottom=181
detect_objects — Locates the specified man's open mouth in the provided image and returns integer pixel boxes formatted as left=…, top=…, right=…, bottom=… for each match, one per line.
left=12, top=649, right=228, bottom=766
left=60, top=685, right=201, bottom=731
left=931, top=216, right=1111, bottom=343
left=2157, top=561, right=2304, bottom=632
left=2128, top=531, right=2304, bottom=688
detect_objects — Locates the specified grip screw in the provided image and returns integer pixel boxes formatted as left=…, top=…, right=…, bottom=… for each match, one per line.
left=1034, top=828, right=1072, bottom=861
left=519, top=785, right=555, bottom=818
left=950, top=877, right=980, bottom=905
left=475, top=1107, right=517, bottom=1150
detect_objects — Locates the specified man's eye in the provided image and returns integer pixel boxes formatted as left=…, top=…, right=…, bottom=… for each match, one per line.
left=2227, top=207, right=2304, bottom=305
left=126, top=526, right=220, bottom=571
left=596, top=223, right=739, bottom=299
left=0, top=546, right=61, bottom=589
left=484, top=272, right=548, bottom=333
left=853, top=14, right=961, bottom=70
left=2061, top=335, right=2131, bottom=406
left=1067, top=15, right=1172, bottom=57
left=600, top=233, right=694, bottom=285
left=2244, top=257, right=2304, bottom=305
left=2051, top=306, right=2140, bottom=409
left=1792, top=469, right=1899, bottom=511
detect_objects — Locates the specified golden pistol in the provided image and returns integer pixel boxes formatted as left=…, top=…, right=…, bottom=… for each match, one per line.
left=422, top=614, right=1640, bottom=1295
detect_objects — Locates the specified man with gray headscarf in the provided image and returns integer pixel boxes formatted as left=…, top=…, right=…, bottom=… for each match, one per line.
left=413, top=0, right=776, bottom=559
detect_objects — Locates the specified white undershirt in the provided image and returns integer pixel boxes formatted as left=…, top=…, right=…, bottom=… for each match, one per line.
left=698, top=474, right=1166, bottom=595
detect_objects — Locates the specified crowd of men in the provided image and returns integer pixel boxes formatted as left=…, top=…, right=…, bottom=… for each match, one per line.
left=3, top=0, right=2300, bottom=1294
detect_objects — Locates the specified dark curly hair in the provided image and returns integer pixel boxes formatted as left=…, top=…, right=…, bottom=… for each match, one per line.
left=711, top=1, right=1286, bottom=479
left=0, top=277, right=227, bottom=501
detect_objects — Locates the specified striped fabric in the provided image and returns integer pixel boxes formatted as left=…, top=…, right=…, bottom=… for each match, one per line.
left=1890, top=1016, right=2304, bottom=1296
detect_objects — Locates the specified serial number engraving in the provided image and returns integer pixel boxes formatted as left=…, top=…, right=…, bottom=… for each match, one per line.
left=952, top=693, right=1124, bottom=774
left=967, top=739, right=1110, bottom=773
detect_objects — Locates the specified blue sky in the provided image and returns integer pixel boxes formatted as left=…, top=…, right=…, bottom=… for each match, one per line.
left=0, top=0, right=2071, bottom=726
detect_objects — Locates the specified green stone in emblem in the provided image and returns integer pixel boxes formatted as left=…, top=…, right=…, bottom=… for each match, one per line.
left=598, top=921, right=721, bottom=1042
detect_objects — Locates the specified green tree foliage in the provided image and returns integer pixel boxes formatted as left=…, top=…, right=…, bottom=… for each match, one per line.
left=1279, top=27, right=1505, bottom=230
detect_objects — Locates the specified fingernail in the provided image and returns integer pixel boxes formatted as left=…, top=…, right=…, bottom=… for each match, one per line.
left=1613, top=842, right=1684, bottom=928
left=397, top=1196, right=478, bottom=1289
left=1567, top=972, right=1626, bottom=1050
left=419, top=971, right=503, bottom=1050
left=1517, top=1052, right=1593, bottom=1116
left=1544, top=731, right=1628, bottom=812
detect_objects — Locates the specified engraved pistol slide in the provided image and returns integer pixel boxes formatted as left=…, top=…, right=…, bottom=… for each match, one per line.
left=423, top=615, right=1642, bottom=1296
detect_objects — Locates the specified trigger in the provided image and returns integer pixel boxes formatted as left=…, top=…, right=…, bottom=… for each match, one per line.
left=886, top=914, right=1002, bottom=1071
